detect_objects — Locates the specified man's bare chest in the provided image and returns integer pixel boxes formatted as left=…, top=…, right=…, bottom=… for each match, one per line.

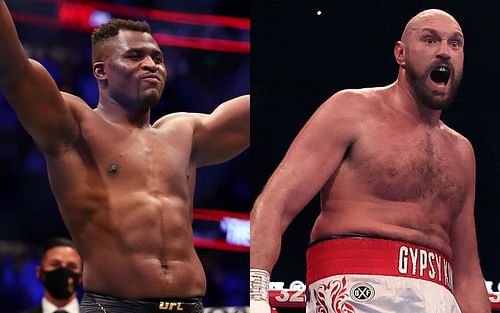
left=349, top=126, right=467, bottom=207
left=71, top=125, right=193, bottom=187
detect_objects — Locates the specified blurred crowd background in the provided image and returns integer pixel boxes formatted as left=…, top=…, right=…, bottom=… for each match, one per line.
left=0, top=0, right=249, bottom=312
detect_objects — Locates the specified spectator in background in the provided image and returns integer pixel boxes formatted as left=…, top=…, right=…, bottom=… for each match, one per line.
left=21, top=238, right=82, bottom=313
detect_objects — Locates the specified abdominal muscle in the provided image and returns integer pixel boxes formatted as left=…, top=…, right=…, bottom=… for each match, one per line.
left=81, top=246, right=206, bottom=298
left=310, top=199, right=453, bottom=258
left=60, top=190, right=207, bottom=299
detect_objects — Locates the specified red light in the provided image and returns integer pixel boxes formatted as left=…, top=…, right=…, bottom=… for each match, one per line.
left=58, top=2, right=95, bottom=31
left=13, top=1, right=249, bottom=53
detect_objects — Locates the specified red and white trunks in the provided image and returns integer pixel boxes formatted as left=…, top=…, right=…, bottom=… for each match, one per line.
left=306, top=237, right=461, bottom=313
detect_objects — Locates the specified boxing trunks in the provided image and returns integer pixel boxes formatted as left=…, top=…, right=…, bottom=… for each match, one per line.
left=81, top=291, right=203, bottom=313
left=306, top=236, right=462, bottom=313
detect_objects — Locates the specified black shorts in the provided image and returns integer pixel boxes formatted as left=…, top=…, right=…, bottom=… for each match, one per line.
left=81, top=291, right=204, bottom=313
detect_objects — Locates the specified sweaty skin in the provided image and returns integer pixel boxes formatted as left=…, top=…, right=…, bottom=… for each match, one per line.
left=309, top=87, right=469, bottom=257
left=251, top=9, right=490, bottom=313
left=47, top=101, right=243, bottom=297
left=0, top=2, right=249, bottom=298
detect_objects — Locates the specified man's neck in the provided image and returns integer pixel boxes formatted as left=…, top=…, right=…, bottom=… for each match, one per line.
left=391, top=76, right=442, bottom=127
left=95, top=99, right=151, bottom=128
left=44, top=291, right=76, bottom=308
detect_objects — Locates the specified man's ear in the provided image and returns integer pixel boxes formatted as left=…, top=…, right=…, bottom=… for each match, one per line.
left=93, top=62, right=106, bottom=80
left=394, top=41, right=406, bottom=68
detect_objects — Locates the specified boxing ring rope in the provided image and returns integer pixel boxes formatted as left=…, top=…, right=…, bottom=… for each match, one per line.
left=193, top=208, right=249, bottom=221
left=268, top=289, right=500, bottom=311
left=51, top=0, right=250, bottom=30
left=193, top=208, right=249, bottom=253
left=11, top=0, right=249, bottom=53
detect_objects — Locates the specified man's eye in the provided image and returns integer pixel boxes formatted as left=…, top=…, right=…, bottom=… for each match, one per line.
left=425, top=38, right=436, bottom=44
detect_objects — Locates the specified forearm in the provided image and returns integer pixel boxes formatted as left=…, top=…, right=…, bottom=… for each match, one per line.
left=454, top=276, right=491, bottom=313
left=0, top=1, right=30, bottom=88
left=250, top=197, right=284, bottom=272
left=250, top=146, right=329, bottom=270
left=250, top=197, right=285, bottom=313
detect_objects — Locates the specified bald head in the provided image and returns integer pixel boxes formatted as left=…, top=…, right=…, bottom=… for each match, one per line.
left=393, top=9, right=465, bottom=111
left=401, top=9, right=462, bottom=43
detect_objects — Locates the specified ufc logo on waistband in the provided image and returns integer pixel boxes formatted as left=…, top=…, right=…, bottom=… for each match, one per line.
left=159, top=302, right=184, bottom=311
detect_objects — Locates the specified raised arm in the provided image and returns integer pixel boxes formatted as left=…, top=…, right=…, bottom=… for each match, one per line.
left=450, top=140, right=490, bottom=313
left=192, top=95, right=249, bottom=167
left=0, top=1, right=78, bottom=154
left=250, top=91, right=362, bottom=309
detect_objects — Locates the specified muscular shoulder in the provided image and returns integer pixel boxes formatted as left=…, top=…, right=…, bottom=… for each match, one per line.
left=441, top=123, right=473, bottom=148
left=292, top=88, right=382, bottom=149
left=321, top=87, right=384, bottom=118
left=61, top=92, right=91, bottom=116
left=441, top=122, right=475, bottom=163
left=307, top=88, right=384, bottom=136
left=153, top=112, right=206, bottom=130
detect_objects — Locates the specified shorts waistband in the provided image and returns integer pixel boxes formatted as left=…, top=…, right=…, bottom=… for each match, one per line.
left=306, top=237, right=453, bottom=291
left=83, top=291, right=203, bottom=312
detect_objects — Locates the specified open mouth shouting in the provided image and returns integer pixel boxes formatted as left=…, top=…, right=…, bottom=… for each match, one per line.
left=429, top=65, right=451, bottom=85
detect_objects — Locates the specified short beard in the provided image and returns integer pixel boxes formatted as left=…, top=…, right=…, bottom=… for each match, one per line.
left=405, top=60, right=461, bottom=110
left=141, top=89, right=162, bottom=108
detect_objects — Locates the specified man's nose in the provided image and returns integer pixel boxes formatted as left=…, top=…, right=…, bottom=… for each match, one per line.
left=436, top=40, right=451, bottom=60
left=141, top=56, right=158, bottom=70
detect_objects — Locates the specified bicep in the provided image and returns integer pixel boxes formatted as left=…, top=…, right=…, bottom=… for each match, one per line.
left=450, top=145, right=482, bottom=285
left=192, top=95, right=250, bottom=166
left=250, top=94, right=360, bottom=271
left=3, top=59, right=78, bottom=152
left=256, top=99, right=358, bottom=229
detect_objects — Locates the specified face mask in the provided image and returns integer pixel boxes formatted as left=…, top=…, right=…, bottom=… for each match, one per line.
left=40, top=267, right=81, bottom=300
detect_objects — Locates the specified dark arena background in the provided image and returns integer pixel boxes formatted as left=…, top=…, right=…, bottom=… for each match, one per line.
left=0, top=1, right=249, bottom=312
left=252, top=0, right=500, bottom=312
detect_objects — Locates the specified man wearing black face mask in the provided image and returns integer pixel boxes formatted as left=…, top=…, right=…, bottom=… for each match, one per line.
left=21, top=238, right=82, bottom=313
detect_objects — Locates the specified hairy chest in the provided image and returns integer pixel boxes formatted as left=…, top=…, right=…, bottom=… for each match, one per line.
left=348, top=124, right=467, bottom=208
